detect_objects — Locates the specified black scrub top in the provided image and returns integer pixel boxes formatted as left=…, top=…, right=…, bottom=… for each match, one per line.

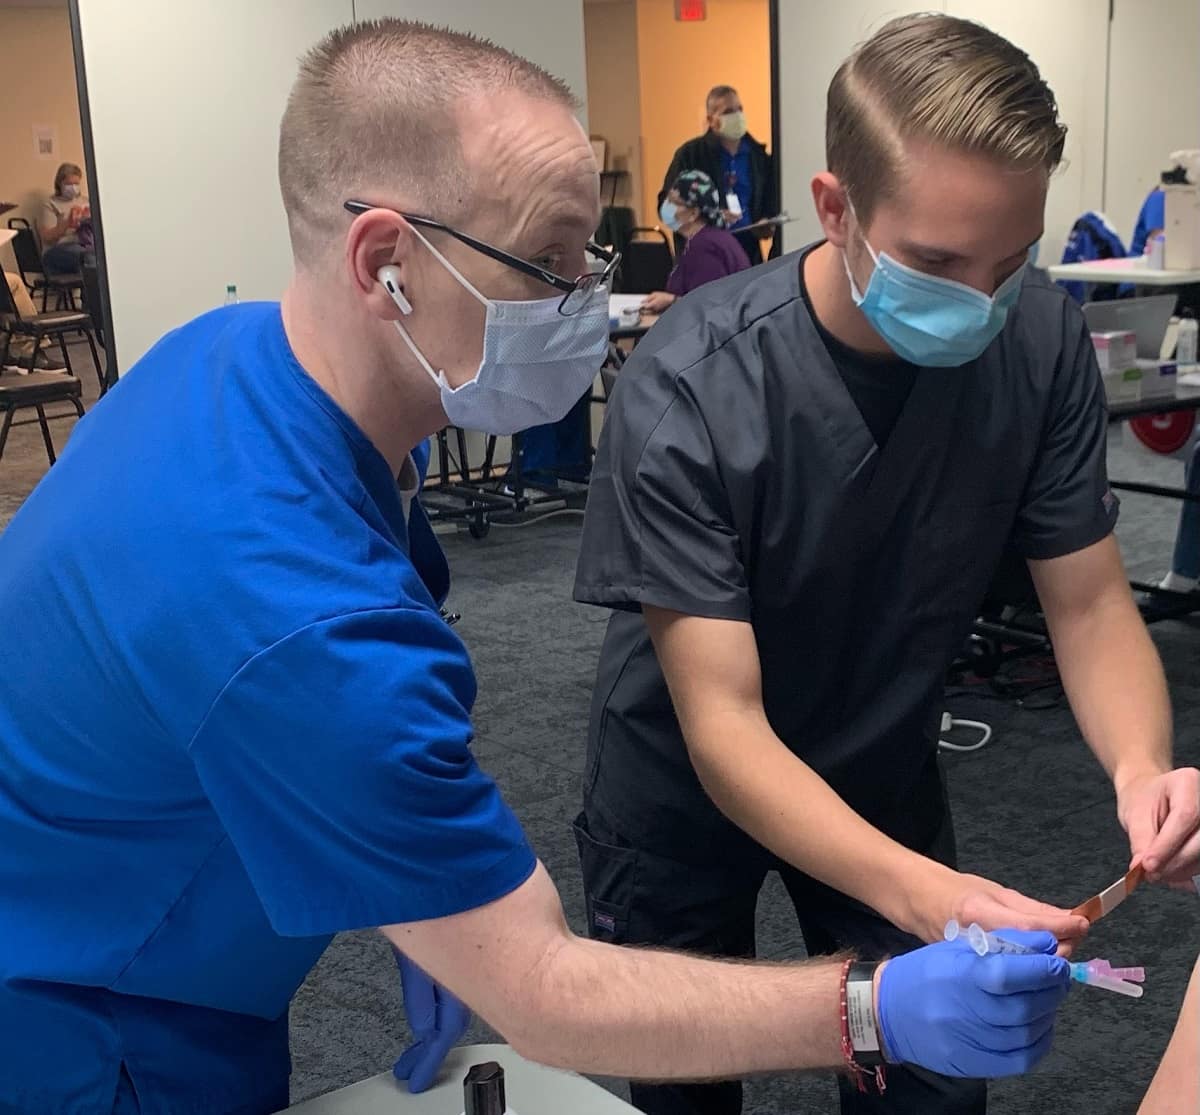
left=573, top=249, right=1118, bottom=863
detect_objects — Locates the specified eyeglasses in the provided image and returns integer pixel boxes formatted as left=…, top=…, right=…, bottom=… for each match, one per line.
left=343, top=200, right=620, bottom=317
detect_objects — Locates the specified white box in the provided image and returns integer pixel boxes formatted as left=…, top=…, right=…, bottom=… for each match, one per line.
left=1137, top=358, right=1178, bottom=397
left=1091, top=330, right=1138, bottom=375
left=1164, top=184, right=1200, bottom=270
left=1103, top=367, right=1142, bottom=403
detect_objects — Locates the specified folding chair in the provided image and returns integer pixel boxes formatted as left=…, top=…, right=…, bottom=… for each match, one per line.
left=7, top=217, right=83, bottom=311
left=0, top=269, right=106, bottom=396
left=0, top=372, right=84, bottom=466
left=617, top=228, right=673, bottom=294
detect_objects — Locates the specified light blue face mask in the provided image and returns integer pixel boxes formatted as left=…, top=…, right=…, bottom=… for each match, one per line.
left=844, top=236, right=1027, bottom=367
left=659, top=199, right=682, bottom=232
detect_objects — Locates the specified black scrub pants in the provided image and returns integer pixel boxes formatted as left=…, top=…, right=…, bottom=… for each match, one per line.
left=573, top=809, right=987, bottom=1115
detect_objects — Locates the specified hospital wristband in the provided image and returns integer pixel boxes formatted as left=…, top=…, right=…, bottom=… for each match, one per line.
left=839, top=959, right=888, bottom=1094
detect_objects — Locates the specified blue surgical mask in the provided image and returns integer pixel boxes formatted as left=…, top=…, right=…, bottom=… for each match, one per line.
left=659, top=199, right=682, bottom=232
left=844, top=236, right=1026, bottom=367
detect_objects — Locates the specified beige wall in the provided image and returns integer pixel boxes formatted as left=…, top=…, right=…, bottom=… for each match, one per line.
left=0, top=5, right=86, bottom=274
left=584, top=0, right=643, bottom=219
left=1106, top=0, right=1200, bottom=249
left=635, top=0, right=771, bottom=226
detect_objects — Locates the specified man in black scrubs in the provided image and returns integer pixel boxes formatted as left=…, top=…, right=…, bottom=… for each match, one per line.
left=575, top=14, right=1200, bottom=1115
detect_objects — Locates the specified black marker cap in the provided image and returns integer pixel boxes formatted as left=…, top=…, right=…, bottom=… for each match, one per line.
left=464, top=1061, right=506, bottom=1115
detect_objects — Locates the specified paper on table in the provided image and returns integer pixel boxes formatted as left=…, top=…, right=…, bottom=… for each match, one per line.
left=609, top=294, right=647, bottom=316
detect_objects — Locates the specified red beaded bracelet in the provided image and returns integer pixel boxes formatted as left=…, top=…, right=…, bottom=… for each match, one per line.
left=838, top=958, right=887, bottom=1095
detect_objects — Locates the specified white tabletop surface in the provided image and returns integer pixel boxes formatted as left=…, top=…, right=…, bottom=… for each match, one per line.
left=1046, top=258, right=1200, bottom=285
left=280, top=1044, right=641, bottom=1115
left=0, top=228, right=15, bottom=249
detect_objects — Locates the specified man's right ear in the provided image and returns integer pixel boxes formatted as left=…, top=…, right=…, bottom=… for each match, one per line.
left=376, top=265, right=413, bottom=315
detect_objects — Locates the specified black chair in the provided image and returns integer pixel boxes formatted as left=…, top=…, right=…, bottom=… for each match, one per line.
left=81, top=261, right=107, bottom=348
left=0, top=267, right=105, bottom=396
left=7, top=217, right=83, bottom=311
left=617, top=228, right=673, bottom=294
left=0, top=371, right=84, bottom=466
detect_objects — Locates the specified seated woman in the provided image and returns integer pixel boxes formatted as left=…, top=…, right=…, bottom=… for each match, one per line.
left=641, top=169, right=751, bottom=315
left=39, top=162, right=93, bottom=276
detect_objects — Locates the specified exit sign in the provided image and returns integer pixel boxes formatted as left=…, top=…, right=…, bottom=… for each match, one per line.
left=675, top=0, right=707, bottom=20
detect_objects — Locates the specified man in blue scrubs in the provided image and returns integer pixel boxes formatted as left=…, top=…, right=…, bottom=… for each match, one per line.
left=0, top=19, right=1078, bottom=1115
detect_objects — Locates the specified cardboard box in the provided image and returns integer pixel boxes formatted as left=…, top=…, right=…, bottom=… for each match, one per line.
left=1091, top=330, right=1138, bottom=375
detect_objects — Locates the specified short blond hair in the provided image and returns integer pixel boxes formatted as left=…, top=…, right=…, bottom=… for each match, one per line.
left=826, top=13, right=1066, bottom=222
left=279, top=19, right=577, bottom=265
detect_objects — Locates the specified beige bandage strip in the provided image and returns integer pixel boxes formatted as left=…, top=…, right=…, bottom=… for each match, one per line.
left=1071, top=865, right=1145, bottom=924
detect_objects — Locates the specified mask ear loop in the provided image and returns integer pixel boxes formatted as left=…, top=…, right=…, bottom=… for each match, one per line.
left=392, top=222, right=491, bottom=390
left=840, top=191, right=880, bottom=304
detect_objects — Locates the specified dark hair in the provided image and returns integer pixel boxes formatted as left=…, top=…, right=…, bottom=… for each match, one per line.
left=705, top=85, right=738, bottom=115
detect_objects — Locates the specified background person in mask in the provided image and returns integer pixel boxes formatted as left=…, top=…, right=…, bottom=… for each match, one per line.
left=642, top=169, right=750, bottom=315
left=39, top=161, right=93, bottom=275
left=0, top=18, right=1083, bottom=1115
left=659, top=85, right=777, bottom=263
left=576, top=14, right=1200, bottom=1115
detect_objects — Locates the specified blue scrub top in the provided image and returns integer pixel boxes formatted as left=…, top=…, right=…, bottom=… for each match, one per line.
left=1131, top=187, right=1165, bottom=256
left=719, top=138, right=753, bottom=231
left=0, top=304, right=536, bottom=1114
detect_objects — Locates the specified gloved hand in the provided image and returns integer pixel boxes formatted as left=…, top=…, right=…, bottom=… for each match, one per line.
left=876, top=930, right=1070, bottom=1079
left=393, top=950, right=471, bottom=1093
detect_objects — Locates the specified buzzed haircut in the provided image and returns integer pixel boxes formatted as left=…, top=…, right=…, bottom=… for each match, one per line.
left=826, top=13, right=1066, bottom=223
left=279, top=18, right=578, bottom=266
left=706, top=84, right=738, bottom=115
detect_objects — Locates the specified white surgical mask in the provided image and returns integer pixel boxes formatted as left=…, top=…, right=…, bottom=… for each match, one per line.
left=393, top=227, right=610, bottom=436
left=716, top=111, right=748, bottom=142
left=61, top=183, right=80, bottom=200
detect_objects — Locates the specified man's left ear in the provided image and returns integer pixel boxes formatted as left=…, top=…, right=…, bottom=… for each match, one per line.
left=811, top=172, right=851, bottom=248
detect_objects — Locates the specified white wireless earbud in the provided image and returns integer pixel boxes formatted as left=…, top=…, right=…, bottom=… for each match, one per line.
left=376, top=265, right=412, bottom=315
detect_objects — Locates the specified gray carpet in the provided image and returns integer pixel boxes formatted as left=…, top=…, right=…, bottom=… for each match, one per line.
left=2, top=342, right=1197, bottom=1113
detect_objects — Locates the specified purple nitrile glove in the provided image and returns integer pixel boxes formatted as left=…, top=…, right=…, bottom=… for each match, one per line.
left=393, top=950, right=471, bottom=1093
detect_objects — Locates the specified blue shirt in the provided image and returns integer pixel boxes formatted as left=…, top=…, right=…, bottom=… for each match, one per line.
left=0, top=304, right=536, bottom=1115
left=1131, top=187, right=1165, bottom=256
left=719, top=137, right=753, bottom=231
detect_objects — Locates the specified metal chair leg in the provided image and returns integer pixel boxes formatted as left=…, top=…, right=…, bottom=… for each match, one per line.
left=0, top=406, right=14, bottom=459
left=57, top=335, right=74, bottom=377
left=82, top=329, right=105, bottom=394
left=71, top=396, right=84, bottom=418
left=35, top=404, right=56, bottom=464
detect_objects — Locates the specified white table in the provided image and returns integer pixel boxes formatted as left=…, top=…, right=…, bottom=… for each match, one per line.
left=1046, top=258, right=1200, bottom=285
left=281, top=1044, right=641, bottom=1114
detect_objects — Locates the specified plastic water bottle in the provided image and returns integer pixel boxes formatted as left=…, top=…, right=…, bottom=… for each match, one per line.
left=1177, top=310, right=1198, bottom=366
left=224, top=284, right=239, bottom=306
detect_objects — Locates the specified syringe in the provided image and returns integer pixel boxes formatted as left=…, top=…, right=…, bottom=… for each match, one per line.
left=943, top=920, right=1036, bottom=957
left=1070, top=962, right=1143, bottom=998
left=1088, top=959, right=1145, bottom=984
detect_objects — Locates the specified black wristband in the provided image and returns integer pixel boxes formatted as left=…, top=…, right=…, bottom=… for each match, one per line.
left=846, top=961, right=887, bottom=1068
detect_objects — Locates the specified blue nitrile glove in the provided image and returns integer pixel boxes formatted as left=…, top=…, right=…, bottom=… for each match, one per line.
left=877, top=930, right=1070, bottom=1079
left=393, top=951, right=471, bottom=1093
